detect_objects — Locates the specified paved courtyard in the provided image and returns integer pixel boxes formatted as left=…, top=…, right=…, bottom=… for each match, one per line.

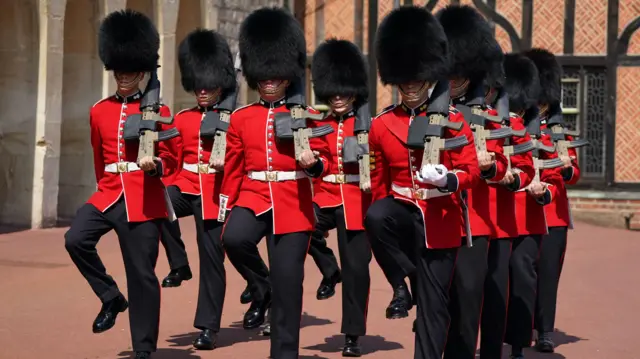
left=0, top=219, right=637, bottom=358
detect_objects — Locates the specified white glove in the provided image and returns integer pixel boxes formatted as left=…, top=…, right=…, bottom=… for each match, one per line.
left=415, top=164, right=449, bottom=187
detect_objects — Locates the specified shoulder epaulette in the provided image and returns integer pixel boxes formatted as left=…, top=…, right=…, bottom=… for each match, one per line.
left=232, top=102, right=257, bottom=114
left=91, top=96, right=112, bottom=108
left=374, top=104, right=397, bottom=119
left=448, top=105, right=459, bottom=114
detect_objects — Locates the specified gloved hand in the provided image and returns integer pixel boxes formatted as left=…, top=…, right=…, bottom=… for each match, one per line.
left=415, top=164, right=449, bottom=187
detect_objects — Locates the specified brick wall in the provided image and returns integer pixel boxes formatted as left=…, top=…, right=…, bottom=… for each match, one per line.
left=569, top=193, right=640, bottom=229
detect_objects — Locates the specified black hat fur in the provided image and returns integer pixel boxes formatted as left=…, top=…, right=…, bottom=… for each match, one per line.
left=436, top=5, right=504, bottom=85
left=504, top=53, right=541, bottom=112
left=522, top=48, right=562, bottom=105
left=98, top=9, right=159, bottom=72
left=375, top=6, right=449, bottom=85
left=311, top=39, right=369, bottom=103
left=178, top=28, right=236, bottom=93
left=239, top=7, right=306, bottom=90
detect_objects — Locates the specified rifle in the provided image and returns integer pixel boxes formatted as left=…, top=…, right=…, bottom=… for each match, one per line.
left=542, top=108, right=589, bottom=161
left=274, top=77, right=334, bottom=160
left=455, top=83, right=512, bottom=155
left=124, top=70, right=180, bottom=164
left=342, top=101, right=372, bottom=191
left=405, top=81, right=471, bottom=247
left=200, top=52, right=243, bottom=169
left=526, top=115, right=565, bottom=198
left=492, top=89, right=533, bottom=173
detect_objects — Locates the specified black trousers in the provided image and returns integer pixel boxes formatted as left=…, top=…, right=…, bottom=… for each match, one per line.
left=308, top=204, right=340, bottom=280
left=535, top=226, right=568, bottom=334
left=160, top=185, right=226, bottom=331
left=64, top=199, right=161, bottom=352
left=312, top=204, right=372, bottom=336
left=444, top=236, right=489, bottom=359
left=365, top=197, right=457, bottom=359
left=504, top=234, right=541, bottom=349
left=223, top=207, right=310, bottom=359
left=159, top=218, right=189, bottom=270
left=479, top=238, right=513, bottom=359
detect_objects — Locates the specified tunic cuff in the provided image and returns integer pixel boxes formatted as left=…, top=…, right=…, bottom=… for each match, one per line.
left=534, top=188, right=552, bottom=206
left=504, top=175, right=521, bottom=192
left=438, top=172, right=459, bottom=193
left=562, top=166, right=574, bottom=181
left=304, top=159, right=324, bottom=178
left=480, top=163, right=497, bottom=180
left=146, top=159, right=163, bottom=177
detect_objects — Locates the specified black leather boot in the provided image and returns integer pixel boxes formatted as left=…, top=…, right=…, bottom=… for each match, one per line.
left=243, top=293, right=271, bottom=329
left=385, top=282, right=412, bottom=319
left=317, top=271, right=342, bottom=300
left=161, top=265, right=193, bottom=288
left=240, top=284, right=253, bottom=304
left=193, top=329, right=216, bottom=350
left=92, top=294, right=128, bottom=333
left=342, top=335, right=362, bottom=357
left=535, top=331, right=555, bottom=353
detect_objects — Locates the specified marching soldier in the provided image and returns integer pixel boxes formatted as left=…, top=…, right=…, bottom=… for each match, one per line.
left=435, top=6, right=509, bottom=359
left=157, top=28, right=238, bottom=350
left=309, top=38, right=373, bottom=356
left=503, top=52, right=565, bottom=359
left=524, top=48, right=581, bottom=353
left=63, top=10, right=177, bottom=359
left=479, top=53, right=539, bottom=359
left=219, top=7, right=331, bottom=359
left=364, top=6, right=480, bottom=359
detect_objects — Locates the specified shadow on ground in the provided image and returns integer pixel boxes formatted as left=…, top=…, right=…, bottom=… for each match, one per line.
left=164, top=312, right=333, bottom=349
left=118, top=348, right=202, bottom=359
left=303, top=334, right=404, bottom=355
left=475, top=329, right=584, bottom=359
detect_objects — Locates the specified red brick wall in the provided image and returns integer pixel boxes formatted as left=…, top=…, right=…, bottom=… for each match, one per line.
left=570, top=196, right=640, bottom=229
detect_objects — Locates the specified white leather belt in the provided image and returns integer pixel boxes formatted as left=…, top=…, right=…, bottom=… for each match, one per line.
left=322, top=174, right=360, bottom=184
left=183, top=162, right=218, bottom=174
left=104, top=162, right=141, bottom=173
left=248, top=170, right=306, bottom=182
left=391, top=183, right=451, bottom=200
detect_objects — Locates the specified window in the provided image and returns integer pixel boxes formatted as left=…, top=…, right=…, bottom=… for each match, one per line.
left=561, top=66, right=607, bottom=183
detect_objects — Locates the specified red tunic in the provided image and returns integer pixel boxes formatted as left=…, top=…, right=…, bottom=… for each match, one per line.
left=488, top=114, right=536, bottom=238
left=369, top=103, right=481, bottom=249
left=310, top=112, right=372, bottom=230
left=88, top=92, right=178, bottom=222
left=166, top=106, right=224, bottom=220
left=457, top=106, right=509, bottom=238
left=220, top=99, right=331, bottom=235
left=510, top=115, right=564, bottom=236
left=540, top=121, right=580, bottom=228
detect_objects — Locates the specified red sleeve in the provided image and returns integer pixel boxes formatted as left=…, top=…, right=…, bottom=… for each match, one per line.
left=154, top=105, right=178, bottom=177
left=309, top=127, right=332, bottom=178
left=565, top=135, right=581, bottom=185
left=369, top=118, right=391, bottom=203
left=446, top=111, right=481, bottom=191
left=509, top=117, right=535, bottom=189
left=220, top=113, right=245, bottom=208
left=90, top=108, right=105, bottom=185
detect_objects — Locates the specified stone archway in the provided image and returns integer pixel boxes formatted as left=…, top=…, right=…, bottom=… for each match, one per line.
left=0, top=0, right=39, bottom=227
left=57, top=0, right=103, bottom=223
left=173, top=0, right=204, bottom=111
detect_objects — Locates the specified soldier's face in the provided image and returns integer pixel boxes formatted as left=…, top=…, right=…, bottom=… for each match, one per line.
left=399, top=81, right=430, bottom=103
left=258, top=79, right=289, bottom=100
left=114, top=72, right=144, bottom=93
left=328, top=95, right=355, bottom=115
left=195, top=88, right=221, bottom=107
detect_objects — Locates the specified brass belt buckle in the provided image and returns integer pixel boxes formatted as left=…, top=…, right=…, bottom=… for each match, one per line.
left=335, top=174, right=346, bottom=184
left=265, top=171, right=278, bottom=182
left=413, top=190, right=427, bottom=200
left=117, top=162, right=128, bottom=173
left=198, top=164, right=209, bottom=174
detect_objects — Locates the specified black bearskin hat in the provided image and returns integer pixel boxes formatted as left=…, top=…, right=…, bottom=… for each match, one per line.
left=375, top=6, right=449, bottom=85
left=239, top=7, right=306, bottom=90
left=504, top=53, right=541, bottom=113
left=523, top=48, right=562, bottom=105
left=178, top=29, right=236, bottom=93
left=98, top=9, right=159, bottom=72
left=436, top=5, right=504, bottom=86
left=311, top=39, right=369, bottom=103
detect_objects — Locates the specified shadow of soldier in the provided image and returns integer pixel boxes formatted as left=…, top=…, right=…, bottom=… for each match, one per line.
left=303, top=334, right=404, bottom=355
left=164, top=312, right=332, bottom=349
left=475, top=328, right=584, bottom=359
left=117, top=348, right=202, bottom=359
